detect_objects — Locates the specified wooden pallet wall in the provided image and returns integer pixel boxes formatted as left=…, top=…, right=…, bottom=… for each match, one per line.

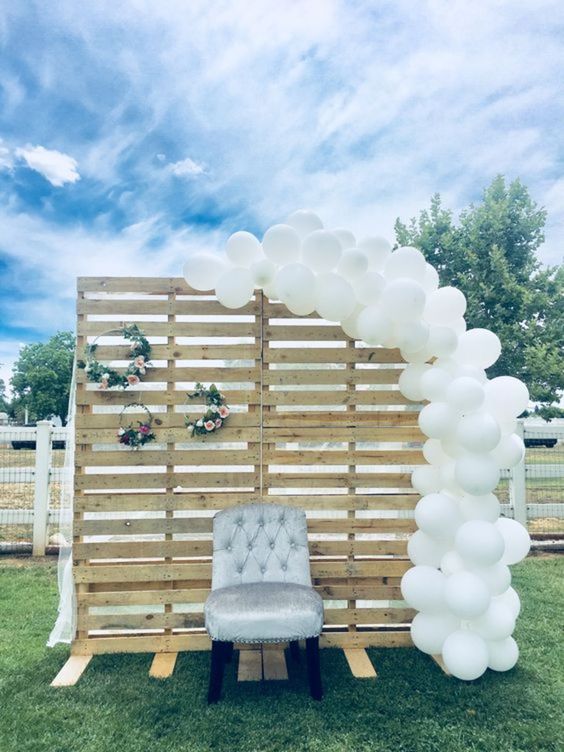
left=71, top=277, right=424, bottom=656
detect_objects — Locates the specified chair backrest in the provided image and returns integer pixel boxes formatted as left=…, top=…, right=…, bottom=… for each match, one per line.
left=211, top=502, right=312, bottom=590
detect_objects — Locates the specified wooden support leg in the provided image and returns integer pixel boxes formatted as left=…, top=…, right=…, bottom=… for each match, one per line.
left=224, top=642, right=234, bottom=664
left=262, top=647, right=288, bottom=680
left=305, top=637, right=323, bottom=701
left=237, top=648, right=263, bottom=681
left=149, top=652, right=178, bottom=679
left=208, top=641, right=228, bottom=704
left=289, top=640, right=300, bottom=662
left=51, top=655, right=92, bottom=687
left=343, top=648, right=377, bottom=678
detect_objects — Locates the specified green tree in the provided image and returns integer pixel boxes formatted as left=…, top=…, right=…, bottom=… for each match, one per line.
left=10, top=331, right=75, bottom=424
left=395, top=176, right=563, bottom=414
left=0, top=374, right=8, bottom=413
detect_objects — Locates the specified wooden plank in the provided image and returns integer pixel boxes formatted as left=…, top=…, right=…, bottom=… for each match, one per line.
left=75, top=412, right=259, bottom=430
left=51, top=655, right=93, bottom=687
left=262, top=648, right=288, bottom=680
left=149, top=652, right=178, bottom=679
left=263, top=411, right=420, bottom=427
left=263, top=369, right=404, bottom=386
left=264, top=449, right=423, bottom=465
left=78, top=297, right=260, bottom=315
left=238, top=649, right=263, bottom=681
left=432, top=655, right=451, bottom=676
left=76, top=448, right=261, bottom=467
left=79, top=321, right=260, bottom=337
left=77, top=388, right=260, bottom=407
left=263, top=390, right=410, bottom=406
left=264, top=347, right=404, bottom=364
left=343, top=648, right=377, bottom=678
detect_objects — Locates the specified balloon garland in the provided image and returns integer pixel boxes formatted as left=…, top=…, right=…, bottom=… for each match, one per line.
left=117, top=403, right=156, bottom=449
left=185, top=383, right=230, bottom=436
left=78, top=324, right=152, bottom=389
left=182, top=208, right=532, bottom=681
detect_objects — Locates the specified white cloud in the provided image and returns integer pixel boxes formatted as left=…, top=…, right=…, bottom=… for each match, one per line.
left=15, top=144, right=80, bottom=186
left=169, top=157, right=205, bottom=177
left=0, top=139, right=13, bottom=171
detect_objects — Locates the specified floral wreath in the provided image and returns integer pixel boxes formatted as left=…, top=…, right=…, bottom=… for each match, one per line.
left=185, top=383, right=230, bottom=436
left=117, top=403, right=156, bottom=449
left=77, top=324, right=152, bottom=389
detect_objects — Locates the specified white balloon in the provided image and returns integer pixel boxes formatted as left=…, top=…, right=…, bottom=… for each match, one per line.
left=357, top=236, right=391, bottom=269
left=440, top=550, right=465, bottom=576
left=301, top=230, right=342, bottom=272
left=434, top=357, right=459, bottom=375
left=353, top=270, right=387, bottom=305
left=411, top=612, right=460, bottom=655
left=395, top=321, right=430, bottom=352
left=215, top=267, right=254, bottom=309
left=420, top=367, right=452, bottom=402
left=380, top=279, right=426, bottom=322
left=408, top=531, right=449, bottom=567
left=491, top=434, right=525, bottom=468
left=315, top=273, right=355, bottom=322
left=456, top=412, right=501, bottom=453
left=485, top=376, right=529, bottom=418
left=456, top=364, right=487, bottom=383
left=496, top=518, right=531, bottom=565
left=455, top=520, right=505, bottom=566
left=262, top=281, right=278, bottom=300
left=493, top=587, right=521, bottom=619
left=423, top=438, right=451, bottom=466
left=440, top=461, right=465, bottom=496
left=411, top=466, right=443, bottom=495
left=421, top=263, right=440, bottom=293
left=250, top=258, right=276, bottom=288
left=262, top=224, right=301, bottom=264
left=487, top=636, right=519, bottom=672
left=401, top=566, right=446, bottom=613
left=275, top=263, right=316, bottom=316
left=472, top=601, right=515, bottom=640
left=441, top=438, right=465, bottom=460
left=454, top=454, right=501, bottom=495
left=183, top=253, right=226, bottom=291
left=340, top=304, right=364, bottom=339
left=424, top=287, right=467, bottom=324
left=450, top=317, right=467, bottom=335
left=418, top=402, right=457, bottom=439
left=384, top=246, right=427, bottom=282
left=442, top=630, right=489, bottom=680
left=399, top=364, right=431, bottom=401
left=400, top=344, right=434, bottom=365
left=357, top=305, right=392, bottom=345
left=473, top=562, right=511, bottom=596
left=459, top=493, right=500, bottom=522
left=446, top=377, right=485, bottom=412
left=455, top=329, right=501, bottom=369
left=415, top=493, right=462, bottom=540
left=226, top=231, right=262, bottom=266
left=444, top=571, right=491, bottom=619
left=337, top=248, right=369, bottom=281
left=332, top=228, right=356, bottom=250
left=286, top=209, right=323, bottom=238
left=427, top=326, right=459, bottom=358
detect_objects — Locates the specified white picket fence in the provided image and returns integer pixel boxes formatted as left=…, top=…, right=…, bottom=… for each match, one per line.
left=0, top=420, right=562, bottom=555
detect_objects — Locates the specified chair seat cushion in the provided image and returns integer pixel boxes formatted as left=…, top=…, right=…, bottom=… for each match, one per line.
left=204, top=581, right=324, bottom=643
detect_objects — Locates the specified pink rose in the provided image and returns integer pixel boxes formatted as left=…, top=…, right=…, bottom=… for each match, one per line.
left=218, top=405, right=229, bottom=418
left=127, top=374, right=140, bottom=386
left=204, top=420, right=215, bottom=431
left=139, top=424, right=150, bottom=435
left=215, top=418, right=222, bottom=428
left=134, top=355, right=145, bottom=368
left=99, top=379, right=109, bottom=390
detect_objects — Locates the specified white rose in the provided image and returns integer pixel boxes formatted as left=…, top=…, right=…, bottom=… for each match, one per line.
left=196, top=419, right=203, bottom=427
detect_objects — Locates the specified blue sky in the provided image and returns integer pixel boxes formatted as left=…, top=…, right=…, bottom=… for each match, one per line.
left=1, top=0, right=563, bottom=391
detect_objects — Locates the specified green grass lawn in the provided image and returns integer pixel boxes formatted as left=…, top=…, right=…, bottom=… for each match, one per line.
left=0, top=558, right=563, bottom=752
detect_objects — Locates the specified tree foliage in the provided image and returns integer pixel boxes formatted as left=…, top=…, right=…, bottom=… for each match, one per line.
left=10, top=331, right=75, bottom=423
left=395, top=176, right=563, bottom=414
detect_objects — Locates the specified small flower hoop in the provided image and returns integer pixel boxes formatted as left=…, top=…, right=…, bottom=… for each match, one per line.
left=117, top=402, right=157, bottom=449
left=185, top=382, right=230, bottom=436
left=77, top=323, right=152, bottom=390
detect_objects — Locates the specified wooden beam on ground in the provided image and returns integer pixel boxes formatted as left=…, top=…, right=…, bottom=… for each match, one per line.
left=51, top=655, right=92, bottom=687
left=343, top=648, right=377, bottom=678
left=262, top=648, right=288, bottom=680
left=149, top=652, right=178, bottom=679
left=237, top=649, right=263, bottom=681
left=432, top=655, right=451, bottom=676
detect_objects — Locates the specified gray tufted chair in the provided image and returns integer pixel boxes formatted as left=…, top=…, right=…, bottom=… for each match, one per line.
left=204, top=502, right=324, bottom=702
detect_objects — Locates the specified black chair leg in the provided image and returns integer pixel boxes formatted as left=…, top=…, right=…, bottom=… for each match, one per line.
left=289, top=640, right=301, bottom=662
left=208, top=640, right=228, bottom=704
left=305, top=636, right=323, bottom=700
left=224, top=641, right=234, bottom=663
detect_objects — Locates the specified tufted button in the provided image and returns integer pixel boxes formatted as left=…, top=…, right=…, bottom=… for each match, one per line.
left=279, top=515, right=285, bottom=523
left=260, top=566, right=266, bottom=573
left=237, top=566, right=243, bottom=573
left=227, top=545, right=232, bottom=551
left=258, top=519, right=264, bottom=527
left=269, top=542, right=275, bottom=549
left=247, top=543, right=253, bottom=550
left=290, top=541, right=295, bottom=548
left=237, top=520, right=243, bottom=526
left=282, top=564, right=287, bottom=571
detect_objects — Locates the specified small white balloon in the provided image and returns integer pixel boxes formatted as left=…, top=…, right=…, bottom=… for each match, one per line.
left=415, top=493, right=462, bottom=540
left=380, top=279, right=426, bottom=322
left=487, top=636, right=519, bottom=672
left=455, top=329, right=501, bottom=369
left=420, top=367, right=453, bottom=403
left=183, top=253, right=226, bottom=291
left=226, top=231, right=262, bottom=266
left=401, top=566, right=446, bottom=613
left=444, top=571, right=491, bottom=619
left=411, top=466, right=443, bottom=496
left=446, top=377, right=485, bottom=412
left=353, top=269, right=387, bottom=305
left=456, top=412, right=501, bottom=453
left=496, top=518, right=531, bottom=565
left=286, top=209, right=323, bottom=238
left=301, top=229, right=342, bottom=272
left=473, top=562, right=512, bottom=596
left=440, top=461, right=465, bottom=496
left=357, top=236, right=392, bottom=269
left=421, top=263, right=440, bottom=293
left=491, top=434, right=525, bottom=468
left=459, top=493, right=501, bottom=522
left=471, top=601, right=515, bottom=640
left=340, top=304, right=364, bottom=339
left=424, top=287, right=467, bottom=324
left=384, top=246, right=427, bottom=282
left=250, top=258, right=277, bottom=288
left=315, top=273, right=356, bottom=322
left=332, top=228, right=356, bottom=250
left=455, top=520, right=505, bottom=567
left=493, top=587, right=521, bottom=619
left=408, top=531, right=450, bottom=567
left=399, top=363, right=431, bottom=402
left=423, top=438, right=451, bottom=466
left=440, top=550, right=466, bottom=576
left=426, top=326, right=459, bottom=358
left=337, top=248, right=369, bottom=281
left=418, top=402, right=457, bottom=440
left=442, top=630, right=489, bottom=680
left=357, top=305, right=392, bottom=346
left=411, top=612, right=460, bottom=655
left=262, top=224, right=301, bottom=264
left=275, top=263, right=316, bottom=316
left=262, top=281, right=278, bottom=300
left=454, top=454, right=501, bottom=495
left=485, top=376, right=529, bottom=418
left=215, top=267, right=254, bottom=309
left=395, top=321, right=430, bottom=353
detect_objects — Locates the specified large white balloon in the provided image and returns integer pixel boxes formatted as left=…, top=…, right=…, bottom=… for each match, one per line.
left=418, top=402, right=457, bottom=439
left=395, top=321, right=430, bottom=353
left=332, top=228, right=356, bottom=250
left=485, top=376, right=529, bottom=418
left=493, top=587, right=521, bottom=619
left=286, top=209, right=323, bottom=238
left=446, top=377, right=485, bottom=412
left=357, top=305, right=392, bottom=345
left=456, top=329, right=501, bottom=369
left=496, top=518, right=531, bottom=565
left=384, top=246, right=427, bottom=282
left=415, top=493, right=462, bottom=540
left=424, top=287, right=467, bottom=324
left=440, top=550, right=465, bottom=576
left=487, top=636, right=519, bottom=672
left=423, top=438, right=451, bottom=466
left=491, top=434, right=525, bottom=468
left=411, top=466, right=443, bottom=495
left=357, top=236, right=391, bottom=269
left=473, top=562, right=511, bottom=596
left=472, top=601, right=515, bottom=640
left=426, top=326, right=459, bottom=358
left=420, top=367, right=452, bottom=402
left=399, top=363, right=431, bottom=401
left=401, top=566, right=446, bottom=613
left=353, top=270, right=387, bottom=305
left=275, top=263, right=316, bottom=316
left=250, top=258, right=277, bottom=288
left=444, top=571, right=491, bottom=619
left=340, top=305, right=364, bottom=339
left=459, top=493, right=501, bottom=522
left=337, top=248, right=369, bottom=281
left=215, top=267, right=254, bottom=309
left=183, top=253, right=226, bottom=291
left=380, top=279, right=426, bottom=322
left=411, top=612, right=460, bottom=655
left=315, top=273, right=356, bottom=322
left=301, top=230, right=342, bottom=272
left=456, top=412, right=501, bottom=453
left=455, top=520, right=505, bottom=566
left=226, top=231, right=262, bottom=266
left=454, top=454, right=501, bottom=495
left=262, top=224, right=301, bottom=264
left=442, top=630, right=489, bottom=680
left=408, top=531, right=450, bottom=567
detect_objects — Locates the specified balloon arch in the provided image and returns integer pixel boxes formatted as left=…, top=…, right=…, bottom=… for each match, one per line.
left=183, top=209, right=531, bottom=681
